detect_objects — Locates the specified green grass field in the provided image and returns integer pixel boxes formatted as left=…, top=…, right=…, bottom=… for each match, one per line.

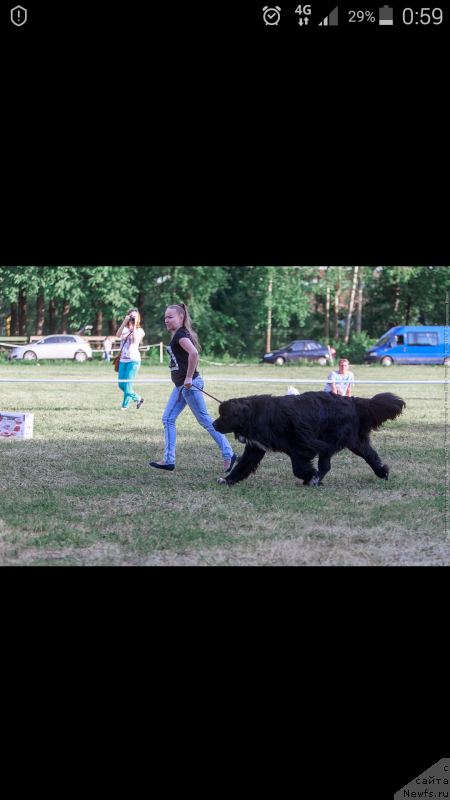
left=0, top=359, right=448, bottom=566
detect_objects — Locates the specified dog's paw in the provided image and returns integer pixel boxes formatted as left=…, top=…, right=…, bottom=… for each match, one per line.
left=309, top=477, right=320, bottom=487
left=218, top=478, right=228, bottom=485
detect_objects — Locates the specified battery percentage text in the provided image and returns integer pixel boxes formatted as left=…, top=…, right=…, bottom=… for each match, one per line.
left=349, top=10, right=376, bottom=21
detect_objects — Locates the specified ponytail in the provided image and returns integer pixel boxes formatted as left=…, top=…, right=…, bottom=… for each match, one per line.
left=169, top=303, right=200, bottom=351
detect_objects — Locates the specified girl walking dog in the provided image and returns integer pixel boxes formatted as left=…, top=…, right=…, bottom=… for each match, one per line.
left=150, top=303, right=237, bottom=474
left=116, top=310, right=146, bottom=411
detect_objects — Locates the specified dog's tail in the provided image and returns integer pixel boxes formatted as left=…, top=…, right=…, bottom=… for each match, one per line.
left=354, top=393, right=406, bottom=437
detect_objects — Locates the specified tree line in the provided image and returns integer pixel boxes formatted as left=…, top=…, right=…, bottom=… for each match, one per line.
left=0, top=266, right=447, bottom=359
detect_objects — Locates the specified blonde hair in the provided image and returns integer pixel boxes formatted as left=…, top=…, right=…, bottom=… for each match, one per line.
left=168, top=303, right=200, bottom=351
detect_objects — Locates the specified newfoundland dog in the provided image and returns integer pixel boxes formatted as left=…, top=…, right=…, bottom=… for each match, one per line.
left=213, top=392, right=406, bottom=487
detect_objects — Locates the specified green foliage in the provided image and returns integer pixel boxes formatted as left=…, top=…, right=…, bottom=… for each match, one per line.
left=1, top=266, right=448, bottom=358
left=336, top=332, right=379, bottom=365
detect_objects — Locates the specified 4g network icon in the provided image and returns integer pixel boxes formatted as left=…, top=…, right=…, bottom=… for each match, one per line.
left=262, top=5, right=312, bottom=26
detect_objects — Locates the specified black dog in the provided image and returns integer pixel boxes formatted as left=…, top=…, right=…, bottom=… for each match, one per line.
left=213, top=392, right=406, bottom=487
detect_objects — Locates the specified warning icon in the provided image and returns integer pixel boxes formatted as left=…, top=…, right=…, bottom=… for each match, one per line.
left=11, top=6, right=27, bottom=26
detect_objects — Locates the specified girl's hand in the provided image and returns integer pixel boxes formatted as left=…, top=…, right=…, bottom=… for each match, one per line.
left=184, top=378, right=193, bottom=389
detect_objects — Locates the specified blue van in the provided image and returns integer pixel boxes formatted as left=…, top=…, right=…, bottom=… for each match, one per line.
left=364, top=326, right=449, bottom=366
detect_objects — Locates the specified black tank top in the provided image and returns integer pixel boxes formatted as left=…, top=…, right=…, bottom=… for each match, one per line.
left=167, top=327, right=200, bottom=387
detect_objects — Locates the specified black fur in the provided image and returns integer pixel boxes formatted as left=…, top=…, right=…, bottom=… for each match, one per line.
left=213, top=392, right=406, bottom=487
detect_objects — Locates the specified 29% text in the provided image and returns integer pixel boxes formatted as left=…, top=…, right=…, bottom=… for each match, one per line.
left=349, top=10, right=376, bottom=22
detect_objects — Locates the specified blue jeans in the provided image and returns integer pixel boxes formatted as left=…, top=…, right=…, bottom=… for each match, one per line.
left=119, top=361, right=141, bottom=408
left=104, top=351, right=111, bottom=362
left=162, top=376, right=233, bottom=465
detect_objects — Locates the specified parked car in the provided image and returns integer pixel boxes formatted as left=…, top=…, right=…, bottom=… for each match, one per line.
left=364, top=326, right=449, bottom=366
left=260, top=340, right=336, bottom=366
left=7, top=335, right=93, bottom=362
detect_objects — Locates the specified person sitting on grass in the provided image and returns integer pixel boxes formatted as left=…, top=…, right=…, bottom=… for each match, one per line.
left=324, top=358, right=355, bottom=397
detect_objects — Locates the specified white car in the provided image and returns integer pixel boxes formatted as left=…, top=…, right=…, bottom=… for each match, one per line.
left=7, top=335, right=93, bottom=362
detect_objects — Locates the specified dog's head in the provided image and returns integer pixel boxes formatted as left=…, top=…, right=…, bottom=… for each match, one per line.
left=212, top=399, right=253, bottom=435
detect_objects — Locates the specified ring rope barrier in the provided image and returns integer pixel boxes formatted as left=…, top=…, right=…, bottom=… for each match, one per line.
left=0, top=379, right=447, bottom=385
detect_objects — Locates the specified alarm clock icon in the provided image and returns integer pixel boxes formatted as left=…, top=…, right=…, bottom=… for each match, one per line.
left=263, top=6, right=281, bottom=25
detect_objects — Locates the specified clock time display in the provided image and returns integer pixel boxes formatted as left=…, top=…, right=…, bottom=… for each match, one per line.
left=403, top=8, right=443, bottom=24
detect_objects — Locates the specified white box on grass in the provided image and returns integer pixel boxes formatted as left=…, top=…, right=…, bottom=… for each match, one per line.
left=0, top=413, right=34, bottom=440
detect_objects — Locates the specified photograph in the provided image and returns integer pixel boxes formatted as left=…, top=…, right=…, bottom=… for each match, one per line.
left=0, top=265, right=448, bottom=567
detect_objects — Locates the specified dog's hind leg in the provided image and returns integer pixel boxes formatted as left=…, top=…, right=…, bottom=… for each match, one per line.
left=348, top=437, right=389, bottom=480
left=218, top=445, right=266, bottom=486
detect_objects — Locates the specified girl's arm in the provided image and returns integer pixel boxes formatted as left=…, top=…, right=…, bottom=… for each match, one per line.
left=179, top=338, right=199, bottom=388
left=117, top=317, right=131, bottom=338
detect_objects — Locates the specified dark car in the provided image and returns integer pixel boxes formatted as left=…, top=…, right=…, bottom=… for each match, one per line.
left=260, top=340, right=336, bottom=366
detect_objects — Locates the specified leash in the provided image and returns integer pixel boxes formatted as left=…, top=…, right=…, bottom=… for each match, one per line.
left=178, top=386, right=223, bottom=404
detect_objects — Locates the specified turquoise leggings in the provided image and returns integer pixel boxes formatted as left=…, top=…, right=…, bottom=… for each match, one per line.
left=119, top=361, right=141, bottom=408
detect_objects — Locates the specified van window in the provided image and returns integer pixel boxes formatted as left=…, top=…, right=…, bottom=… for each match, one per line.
left=408, top=333, right=439, bottom=347
left=377, top=334, right=392, bottom=347
left=390, top=335, right=405, bottom=347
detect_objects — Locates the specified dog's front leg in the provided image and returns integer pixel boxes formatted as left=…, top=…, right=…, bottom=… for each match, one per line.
left=218, top=445, right=266, bottom=486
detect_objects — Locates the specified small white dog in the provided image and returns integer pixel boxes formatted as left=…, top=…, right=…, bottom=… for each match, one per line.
left=287, top=386, right=300, bottom=396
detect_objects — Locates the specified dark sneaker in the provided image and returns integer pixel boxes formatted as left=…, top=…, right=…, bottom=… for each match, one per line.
left=137, top=398, right=145, bottom=410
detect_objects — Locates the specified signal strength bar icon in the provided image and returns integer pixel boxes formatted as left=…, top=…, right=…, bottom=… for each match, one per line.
left=319, top=6, right=339, bottom=25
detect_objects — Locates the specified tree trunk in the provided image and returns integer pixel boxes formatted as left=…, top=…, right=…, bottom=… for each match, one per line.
left=36, top=291, right=45, bottom=336
left=334, top=268, right=341, bottom=342
left=60, top=299, right=70, bottom=334
left=108, top=317, right=117, bottom=336
left=356, top=274, right=363, bottom=336
left=49, top=299, right=58, bottom=334
left=135, top=266, right=146, bottom=329
left=325, top=285, right=330, bottom=341
left=173, top=266, right=178, bottom=302
left=11, top=302, right=18, bottom=336
left=344, top=266, right=359, bottom=345
left=93, top=301, right=103, bottom=336
left=138, top=291, right=145, bottom=330
left=19, top=288, right=28, bottom=336
left=266, top=277, right=273, bottom=353
left=406, top=296, right=412, bottom=325
left=394, top=283, right=401, bottom=315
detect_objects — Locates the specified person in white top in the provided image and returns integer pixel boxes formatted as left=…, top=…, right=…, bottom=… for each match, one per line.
left=116, top=309, right=146, bottom=411
left=324, top=359, right=355, bottom=397
left=103, top=336, right=113, bottom=362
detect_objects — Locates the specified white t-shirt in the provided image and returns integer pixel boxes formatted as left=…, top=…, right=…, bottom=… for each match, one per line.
left=103, top=339, right=112, bottom=352
left=324, top=370, right=355, bottom=395
left=120, top=327, right=145, bottom=363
